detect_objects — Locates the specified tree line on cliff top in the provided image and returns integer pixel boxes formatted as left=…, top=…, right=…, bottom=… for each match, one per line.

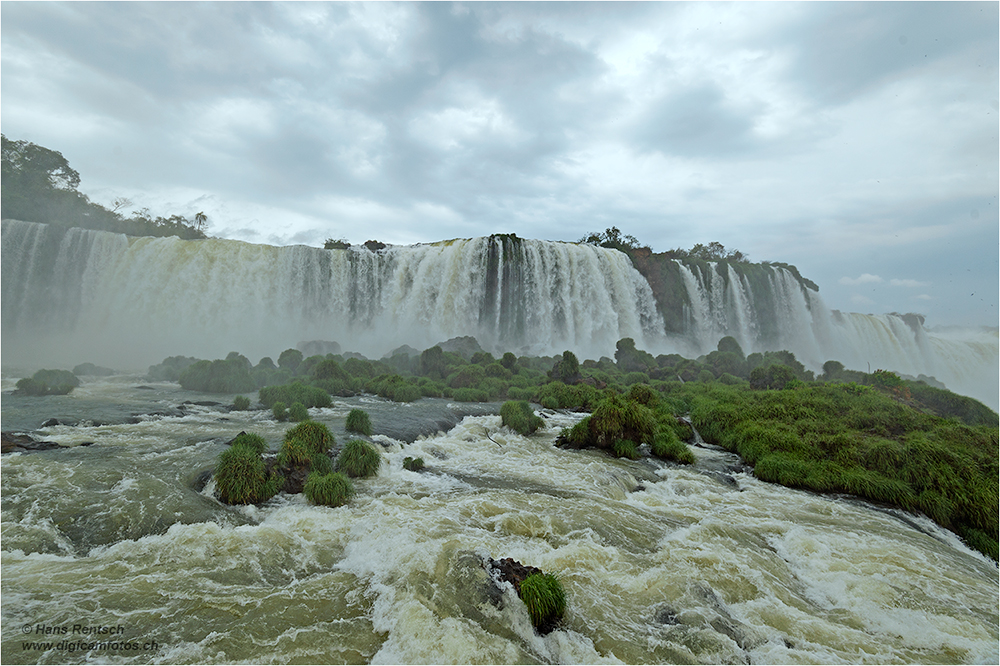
left=1, top=135, right=207, bottom=240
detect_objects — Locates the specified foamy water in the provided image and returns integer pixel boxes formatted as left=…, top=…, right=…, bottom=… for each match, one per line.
left=2, top=378, right=996, bottom=664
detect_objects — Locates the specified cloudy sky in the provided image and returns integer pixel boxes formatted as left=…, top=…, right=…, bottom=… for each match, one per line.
left=2, top=1, right=997, bottom=328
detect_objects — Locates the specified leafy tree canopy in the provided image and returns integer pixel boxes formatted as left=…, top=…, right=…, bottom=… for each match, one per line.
left=2, top=135, right=207, bottom=240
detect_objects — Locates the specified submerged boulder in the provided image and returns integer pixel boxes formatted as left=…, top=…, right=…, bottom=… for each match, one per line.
left=1, top=432, right=72, bottom=454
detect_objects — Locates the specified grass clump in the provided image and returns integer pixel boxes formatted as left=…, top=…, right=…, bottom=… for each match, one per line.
left=284, top=420, right=336, bottom=454
left=611, top=438, right=640, bottom=460
left=288, top=401, right=309, bottom=422
left=651, top=429, right=695, bottom=464
left=403, top=456, right=425, bottom=471
left=500, top=400, right=544, bottom=435
left=345, top=408, right=373, bottom=436
left=232, top=395, right=251, bottom=410
left=303, top=471, right=354, bottom=507
left=272, top=401, right=288, bottom=421
left=276, top=437, right=312, bottom=468
left=214, top=434, right=280, bottom=505
left=336, top=439, right=382, bottom=478
left=519, top=573, right=567, bottom=632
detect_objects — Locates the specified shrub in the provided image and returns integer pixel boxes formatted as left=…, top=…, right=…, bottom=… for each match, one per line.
left=500, top=400, right=544, bottom=436
left=147, top=355, right=200, bottom=381
left=336, top=439, right=382, bottom=478
left=258, top=382, right=332, bottom=409
left=452, top=388, right=489, bottom=402
left=540, top=396, right=559, bottom=410
left=214, top=439, right=281, bottom=505
left=345, top=408, right=373, bottom=436
left=611, top=438, right=640, bottom=460
left=311, top=451, right=334, bottom=476
left=15, top=369, right=81, bottom=396
left=231, top=432, right=268, bottom=454
left=278, top=348, right=304, bottom=374
left=179, top=358, right=256, bottom=393
left=519, top=573, right=567, bottom=631
left=651, top=429, right=695, bottom=464
left=304, top=472, right=354, bottom=507
left=587, top=393, right=657, bottom=448
left=232, top=395, right=251, bottom=410
left=288, top=401, right=309, bottom=422
left=403, top=456, right=425, bottom=471
left=276, top=437, right=312, bottom=468
left=284, top=420, right=335, bottom=454
left=272, top=401, right=288, bottom=422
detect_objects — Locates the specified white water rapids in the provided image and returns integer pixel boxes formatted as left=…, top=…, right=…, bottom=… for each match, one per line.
left=1, top=377, right=997, bottom=665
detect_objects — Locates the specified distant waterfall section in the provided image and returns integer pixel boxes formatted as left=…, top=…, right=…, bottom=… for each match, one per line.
left=2, top=219, right=996, bottom=407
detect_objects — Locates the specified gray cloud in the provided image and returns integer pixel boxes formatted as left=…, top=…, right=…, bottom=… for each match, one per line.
left=1, top=1, right=996, bottom=327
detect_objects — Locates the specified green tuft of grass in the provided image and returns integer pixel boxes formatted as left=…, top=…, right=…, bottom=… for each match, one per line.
left=500, top=400, right=544, bottom=435
left=336, top=439, right=382, bottom=478
left=310, top=451, right=334, bottom=476
left=272, top=401, right=288, bottom=422
left=287, top=401, right=309, bottom=422
left=284, top=420, right=335, bottom=454
left=230, top=432, right=268, bottom=454
left=651, top=429, right=695, bottom=464
left=345, top=408, right=373, bottom=436
left=403, top=456, right=425, bottom=471
left=276, top=437, right=312, bottom=468
left=214, top=440, right=281, bottom=505
left=303, top=472, right=354, bottom=507
left=232, top=395, right=251, bottom=410
left=611, top=438, right=640, bottom=460
left=519, top=572, right=567, bottom=631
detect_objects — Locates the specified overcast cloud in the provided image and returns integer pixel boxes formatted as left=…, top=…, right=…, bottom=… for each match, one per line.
left=2, top=1, right=997, bottom=327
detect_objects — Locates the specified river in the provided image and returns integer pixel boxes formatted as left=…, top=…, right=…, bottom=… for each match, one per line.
left=2, top=375, right=997, bottom=664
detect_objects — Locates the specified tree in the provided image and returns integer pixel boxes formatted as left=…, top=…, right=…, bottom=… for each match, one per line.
left=194, top=211, right=207, bottom=233
left=550, top=350, right=581, bottom=384
left=278, top=348, right=304, bottom=374
left=579, top=226, right=643, bottom=253
left=1, top=135, right=207, bottom=240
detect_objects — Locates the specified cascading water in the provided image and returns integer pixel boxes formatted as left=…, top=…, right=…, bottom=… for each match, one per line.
left=2, top=218, right=996, bottom=406
left=0, top=220, right=663, bottom=367
left=670, top=259, right=998, bottom=408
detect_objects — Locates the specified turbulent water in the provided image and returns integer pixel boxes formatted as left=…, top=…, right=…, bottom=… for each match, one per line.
left=2, top=376, right=997, bottom=664
left=2, top=219, right=996, bottom=407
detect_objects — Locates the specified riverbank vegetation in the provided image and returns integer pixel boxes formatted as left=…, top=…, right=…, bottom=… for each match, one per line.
left=180, top=333, right=995, bottom=557
left=2, top=135, right=207, bottom=240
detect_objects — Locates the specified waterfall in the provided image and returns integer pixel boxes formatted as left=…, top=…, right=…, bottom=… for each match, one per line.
left=671, top=259, right=998, bottom=407
left=1, top=220, right=664, bottom=367
left=2, top=219, right=995, bottom=407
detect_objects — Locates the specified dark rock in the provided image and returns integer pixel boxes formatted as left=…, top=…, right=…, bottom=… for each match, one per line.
left=655, top=605, right=681, bottom=625
left=134, top=385, right=157, bottom=390
left=41, top=418, right=66, bottom=428
left=191, top=469, right=214, bottom=492
left=484, top=557, right=563, bottom=634
left=222, top=431, right=249, bottom=447
left=2, top=431, right=67, bottom=454
left=484, top=557, right=542, bottom=596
